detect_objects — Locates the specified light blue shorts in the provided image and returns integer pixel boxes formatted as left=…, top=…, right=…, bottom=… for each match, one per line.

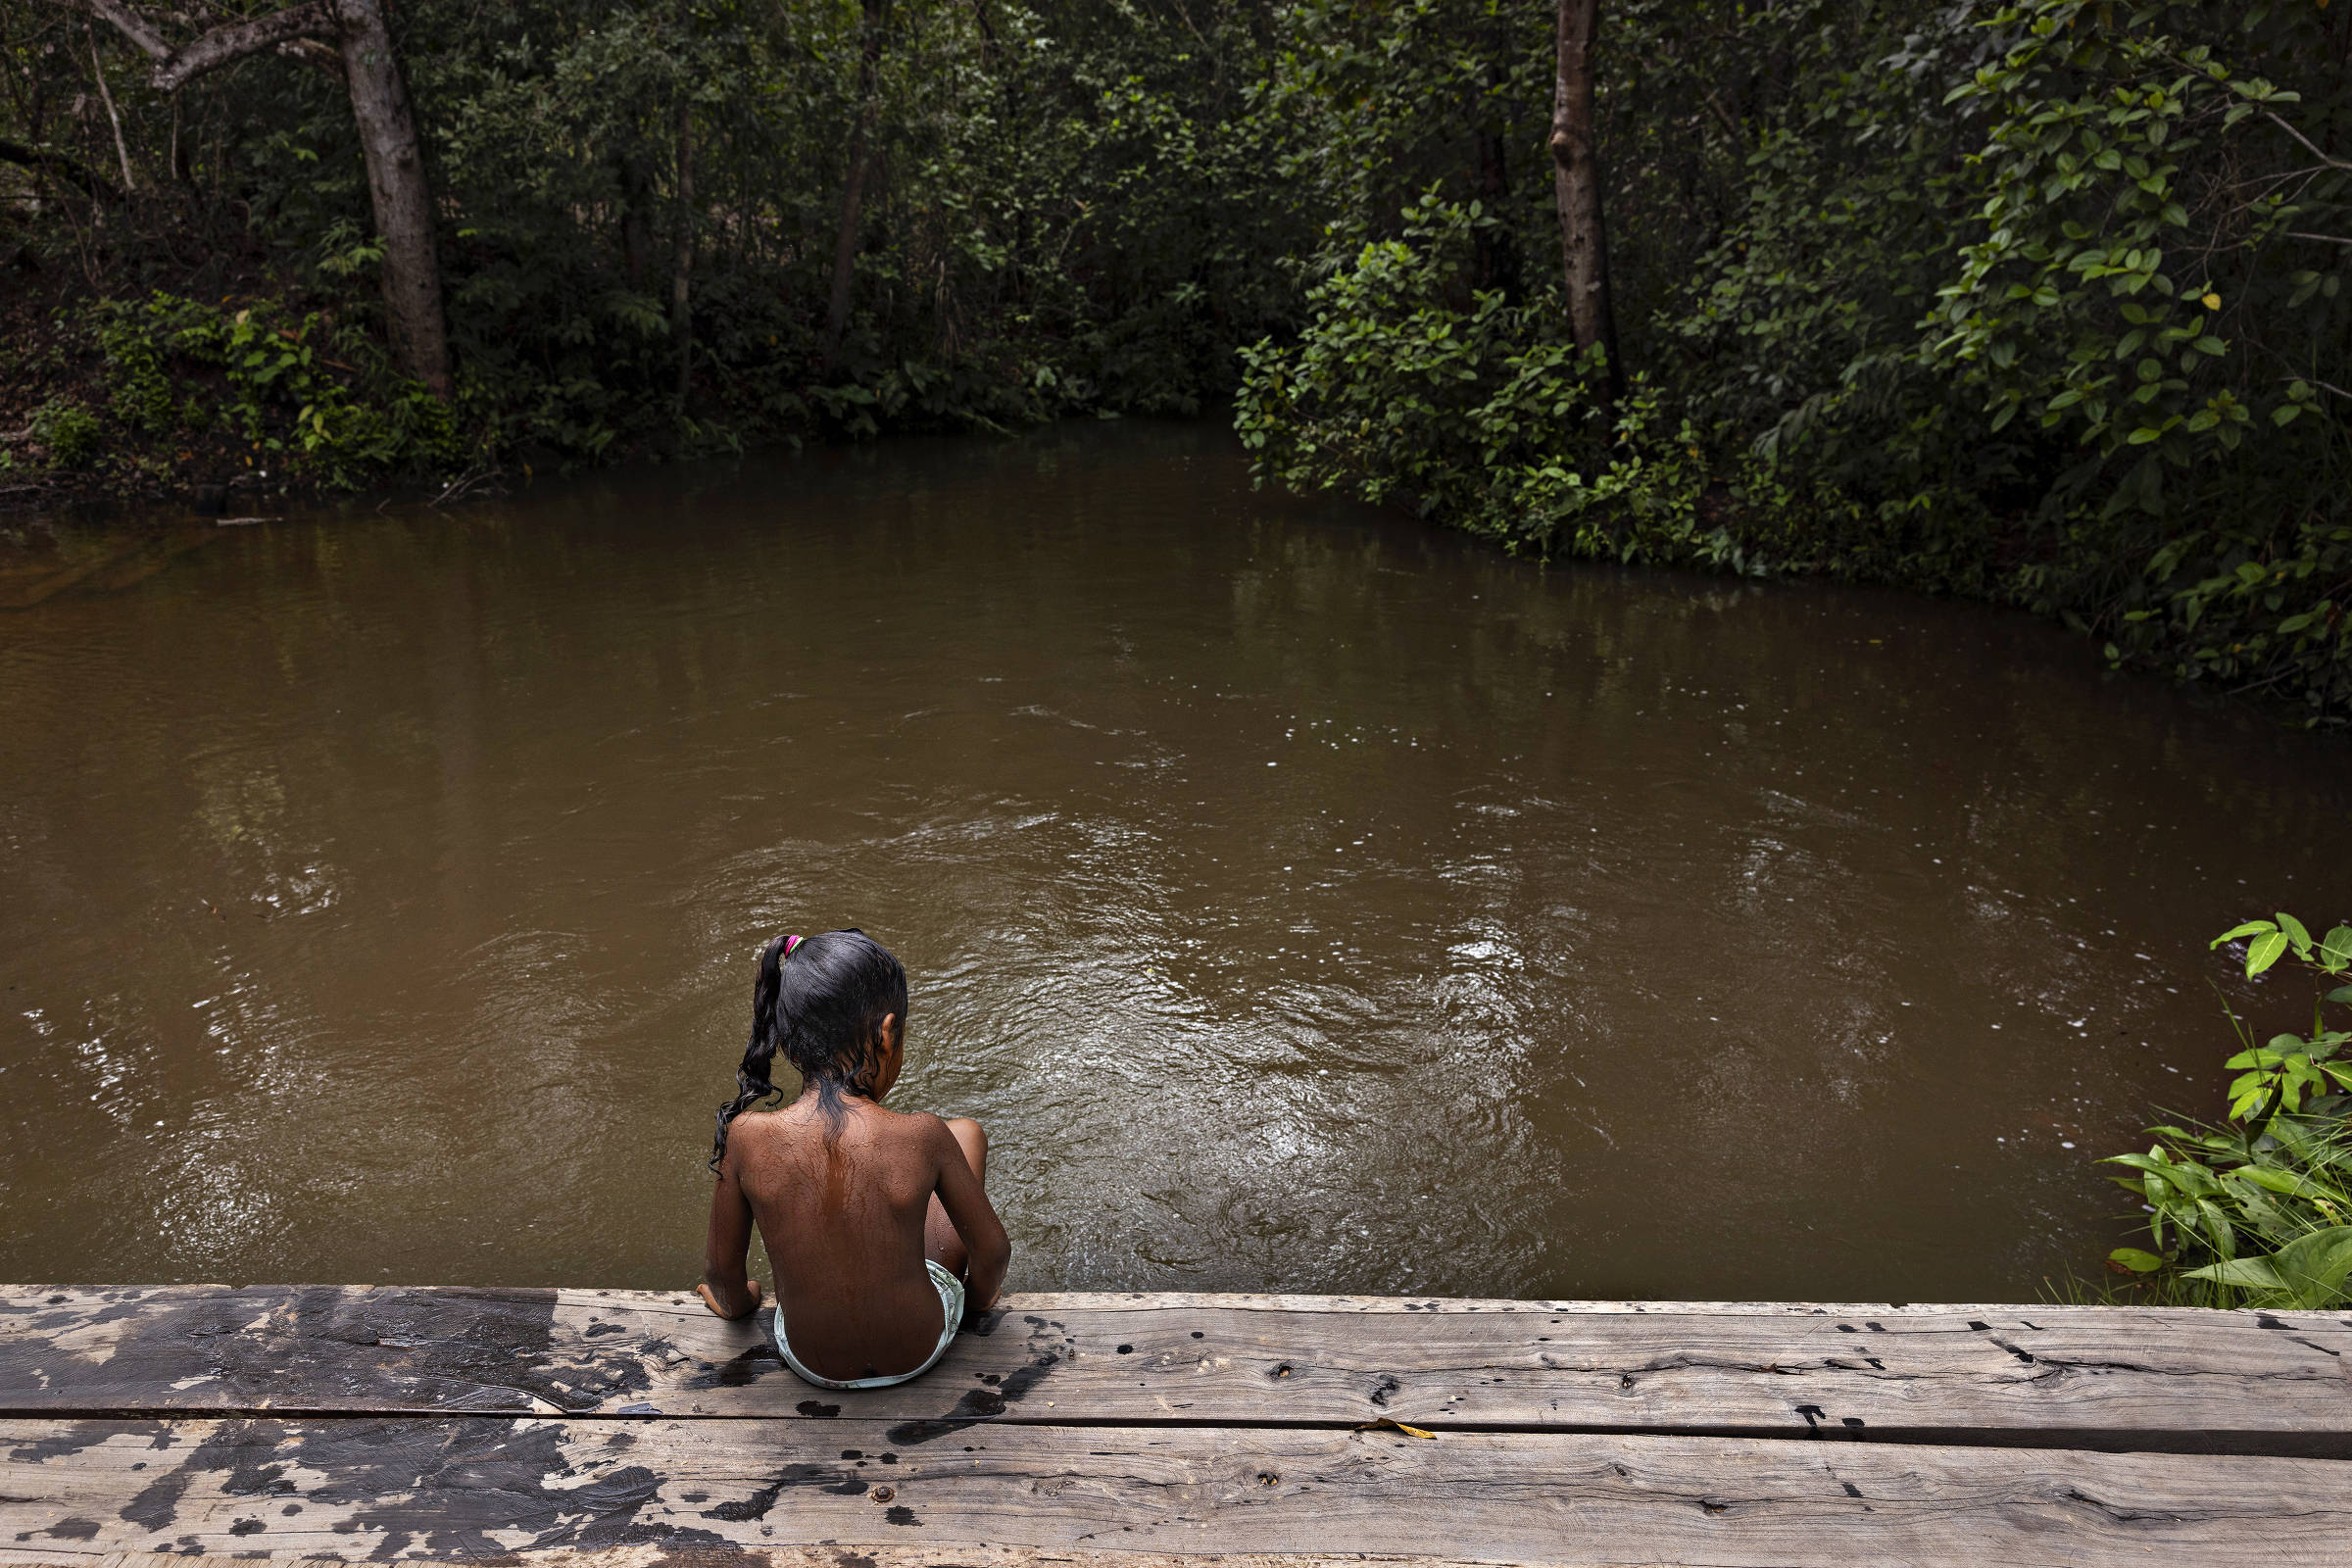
left=776, top=1260, right=964, bottom=1391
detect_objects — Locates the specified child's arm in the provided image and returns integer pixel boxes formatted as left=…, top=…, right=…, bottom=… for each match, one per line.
left=696, top=1152, right=765, bottom=1320
left=931, top=1120, right=1010, bottom=1312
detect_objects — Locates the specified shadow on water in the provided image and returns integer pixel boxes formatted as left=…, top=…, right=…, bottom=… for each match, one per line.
left=1, top=418, right=2344, bottom=1300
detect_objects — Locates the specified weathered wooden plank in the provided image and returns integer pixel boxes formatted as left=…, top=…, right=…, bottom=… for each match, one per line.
left=0, top=1553, right=1538, bottom=1568
left=4, top=1416, right=2348, bottom=1566
left=4, top=1287, right=2345, bottom=1449
left=1007, top=1294, right=2185, bottom=1314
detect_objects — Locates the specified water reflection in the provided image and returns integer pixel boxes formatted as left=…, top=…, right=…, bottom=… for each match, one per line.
left=0, top=421, right=2344, bottom=1300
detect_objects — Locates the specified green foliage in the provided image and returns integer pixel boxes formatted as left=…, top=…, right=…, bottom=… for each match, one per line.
left=92, top=293, right=463, bottom=487
left=391, top=0, right=1302, bottom=455
left=7, top=0, right=2349, bottom=723
left=1936, top=5, right=2302, bottom=461
left=3, top=0, right=1302, bottom=473
left=101, top=310, right=180, bottom=435
left=1929, top=1, right=2352, bottom=719
left=26, top=402, right=103, bottom=468
left=1228, top=0, right=2352, bottom=721
left=1236, top=196, right=1611, bottom=519
left=1236, top=193, right=1739, bottom=566
left=2101, top=913, right=2352, bottom=1310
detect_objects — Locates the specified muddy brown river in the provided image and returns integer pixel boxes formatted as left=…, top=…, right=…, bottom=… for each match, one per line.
left=1, top=420, right=2343, bottom=1300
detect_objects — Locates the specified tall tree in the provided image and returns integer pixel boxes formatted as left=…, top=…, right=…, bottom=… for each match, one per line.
left=80, top=0, right=452, bottom=396
left=823, top=0, right=884, bottom=368
left=671, top=25, right=694, bottom=411
left=1471, top=24, right=1517, bottom=304
left=1548, top=0, right=1620, bottom=400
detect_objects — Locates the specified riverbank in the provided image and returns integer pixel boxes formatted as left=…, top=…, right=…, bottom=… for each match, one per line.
left=8, top=361, right=2348, bottom=741
left=4, top=1285, right=2348, bottom=1563
left=1, top=283, right=601, bottom=517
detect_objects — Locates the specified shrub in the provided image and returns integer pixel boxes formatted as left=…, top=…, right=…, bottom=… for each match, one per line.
left=2104, top=914, right=2352, bottom=1310
left=91, top=292, right=464, bottom=488
left=1237, top=195, right=1714, bottom=556
left=28, top=402, right=103, bottom=469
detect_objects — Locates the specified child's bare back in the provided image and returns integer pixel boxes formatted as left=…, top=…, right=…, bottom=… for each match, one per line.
left=699, top=931, right=1008, bottom=1387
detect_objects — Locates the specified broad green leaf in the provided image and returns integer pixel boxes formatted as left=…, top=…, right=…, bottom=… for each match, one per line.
left=2108, top=1248, right=2164, bottom=1273
left=2253, top=1227, right=2352, bottom=1308
left=2321, top=927, right=2352, bottom=973
left=2196, top=1199, right=2237, bottom=1257
left=2246, top=931, right=2289, bottom=976
left=2278, top=913, right=2313, bottom=957
left=2234, top=1166, right=2328, bottom=1199
left=2213, top=920, right=2278, bottom=947
left=2184, top=1256, right=2284, bottom=1290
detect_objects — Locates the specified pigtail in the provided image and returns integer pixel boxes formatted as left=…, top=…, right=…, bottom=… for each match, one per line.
left=707, top=927, right=906, bottom=1169
left=710, top=933, right=791, bottom=1171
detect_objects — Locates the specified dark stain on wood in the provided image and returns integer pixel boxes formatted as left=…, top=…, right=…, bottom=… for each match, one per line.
left=7, top=1413, right=2351, bottom=1564
left=14, top=1515, right=101, bottom=1541
left=2, top=1286, right=651, bottom=1416
left=8, top=1286, right=2352, bottom=1566
left=10, top=1428, right=105, bottom=1463
left=701, top=1461, right=860, bottom=1522
left=695, top=1337, right=786, bottom=1390
left=23, top=1287, right=2344, bottom=1450
left=119, top=1415, right=759, bottom=1559
left=885, top=1348, right=1060, bottom=1447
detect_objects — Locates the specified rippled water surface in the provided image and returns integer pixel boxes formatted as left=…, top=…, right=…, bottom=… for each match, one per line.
left=2, top=421, right=2344, bottom=1299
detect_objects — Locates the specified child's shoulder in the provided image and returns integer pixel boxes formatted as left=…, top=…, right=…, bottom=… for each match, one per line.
left=876, top=1103, right=956, bottom=1147
left=720, top=1104, right=796, bottom=1154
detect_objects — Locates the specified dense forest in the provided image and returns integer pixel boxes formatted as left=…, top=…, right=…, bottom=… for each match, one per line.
left=3, top=1, right=2348, bottom=720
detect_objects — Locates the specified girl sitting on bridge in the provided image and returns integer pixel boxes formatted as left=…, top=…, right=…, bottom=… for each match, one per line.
left=697, top=928, right=1008, bottom=1390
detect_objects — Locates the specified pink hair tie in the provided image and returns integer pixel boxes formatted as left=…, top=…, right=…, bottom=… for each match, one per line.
left=782, top=934, right=805, bottom=958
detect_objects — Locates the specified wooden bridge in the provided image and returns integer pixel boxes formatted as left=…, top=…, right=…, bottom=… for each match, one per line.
left=3, top=1286, right=2348, bottom=1566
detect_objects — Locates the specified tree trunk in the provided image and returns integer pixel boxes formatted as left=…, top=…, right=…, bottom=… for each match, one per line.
left=333, top=0, right=450, bottom=397
left=91, top=0, right=455, bottom=394
left=617, top=153, right=653, bottom=283
left=823, top=0, right=885, bottom=368
left=1471, top=125, right=1516, bottom=302
left=671, top=78, right=694, bottom=410
left=86, top=24, right=139, bottom=194
left=1548, top=0, right=1622, bottom=400
left=1470, top=21, right=1518, bottom=305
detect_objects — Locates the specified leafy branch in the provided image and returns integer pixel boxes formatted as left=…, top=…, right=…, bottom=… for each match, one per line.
left=2103, top=912, right=2352, bottom=1310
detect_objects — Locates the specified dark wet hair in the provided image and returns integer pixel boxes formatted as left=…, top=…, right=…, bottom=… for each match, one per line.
left=710, top=928, right=907, bottom=1171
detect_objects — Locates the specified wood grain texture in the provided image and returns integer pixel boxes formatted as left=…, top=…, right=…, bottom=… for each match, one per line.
left=4, top=1287, right=2345, bottom=1449
left=0, top=1554, right=1538, bottom=1568
left=5, top=1416, right=2349, bottom=1567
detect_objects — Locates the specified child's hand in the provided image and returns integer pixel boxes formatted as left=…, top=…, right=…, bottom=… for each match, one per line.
left=696, top=1278, right=762, bottom=1320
